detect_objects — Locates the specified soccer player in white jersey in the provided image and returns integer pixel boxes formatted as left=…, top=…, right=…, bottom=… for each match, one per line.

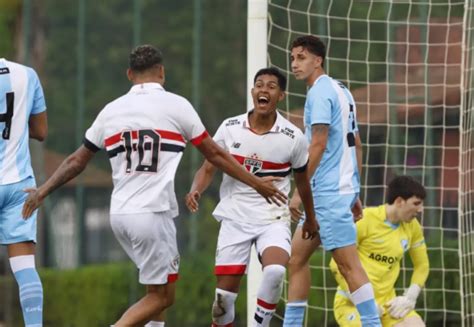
left=331, top=176, right=429, bottom=327
left=0, top=58, right=48, bottom=327
left=282, top=35, right=382, bottom=326
left=21, top=45, right=286, bottom=327
left=185, top=67, right=318, bottom=327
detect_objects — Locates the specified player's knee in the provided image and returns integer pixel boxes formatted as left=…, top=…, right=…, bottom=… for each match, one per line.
left=394, top=316, right=425, bottom=327
left=263, top=264, right=286, bottom=289
left=288, top=253, right=308, bottom=271
left=212, top=288, right=238, bottom=324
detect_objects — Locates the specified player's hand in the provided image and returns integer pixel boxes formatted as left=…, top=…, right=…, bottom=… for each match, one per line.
left=256, top=176, right=287, bottom=206
left=185, top=190, right=201, bottom=213
left=22, top=188, right=43, bottom=219
left=289, top=191, right=303, bottom=223
left=302, top=217, right=319, bottom=240
left=386, top=296, right=415, bottom=319
left=351, top=197, right=363, bottom=222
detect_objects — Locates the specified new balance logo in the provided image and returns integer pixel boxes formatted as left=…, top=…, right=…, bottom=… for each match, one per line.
left=232, top=142, right=241, bottom=148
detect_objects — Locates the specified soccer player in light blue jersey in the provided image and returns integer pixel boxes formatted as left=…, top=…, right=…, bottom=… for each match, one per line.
left=282, top=36, right=382, bottom=326
left=0, top=58, right=48, bottom=327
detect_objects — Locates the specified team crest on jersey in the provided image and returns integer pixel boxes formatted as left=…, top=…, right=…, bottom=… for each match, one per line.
left=243, top=154, right=263, bottom=174
left=401, top=239, right=409, bottom=252
left=171, top=255, right=180, bottom=270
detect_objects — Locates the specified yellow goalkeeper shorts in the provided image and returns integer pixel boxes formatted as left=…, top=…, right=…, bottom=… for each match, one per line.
left=333, top=290, right=421, bottom=327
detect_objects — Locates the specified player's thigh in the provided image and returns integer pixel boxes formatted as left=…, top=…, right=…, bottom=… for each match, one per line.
left=0, top=177, right=37, bottom=245
left=387, top=311, right=424, bottom=327
left=333, top=291, right=362, bottom=327
left=257, top=221, right=291, bottom=267
left=288, top=226, right=320, bottom=266
left=215, top=219, right=255, bottom=274
left=315, top=193, right=357, bottom=251
left=111, top=212, right=179, bottom=285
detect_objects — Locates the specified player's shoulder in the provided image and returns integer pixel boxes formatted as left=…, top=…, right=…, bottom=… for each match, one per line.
left=2, top=59, right=38, bottom=79
left=362, top=205, right=386, bottom=222
left=220, top=113, right=246, bottom=129
left=276, top=112, right=305, bottom=140
left=308, top=74, right=337, bottom=97
left=403, top=217, right=423, bottom=231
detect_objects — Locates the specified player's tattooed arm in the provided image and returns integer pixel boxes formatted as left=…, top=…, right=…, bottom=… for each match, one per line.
left=22, top=145, right=96, bottom=218
left=307, top=123, right=329, bottom=178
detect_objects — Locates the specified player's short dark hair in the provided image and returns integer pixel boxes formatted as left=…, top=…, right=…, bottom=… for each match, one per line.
left=291, top=35, right=326, bottom=67
left=253, top=67, right=287, bottom=91
left=386, top=175, right=426, bottom=204
left=129, top=44, right=163, bottom=72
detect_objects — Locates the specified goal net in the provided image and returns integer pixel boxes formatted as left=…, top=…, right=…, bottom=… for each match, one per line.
left=247, top=0, right=474, bottom=326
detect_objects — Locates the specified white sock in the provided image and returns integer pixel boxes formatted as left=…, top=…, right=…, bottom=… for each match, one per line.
left=145, top=321, right=164, bottom=327
left=253, top=264, right=286, bottom=326
left=212, top=288, right=238, bottom=325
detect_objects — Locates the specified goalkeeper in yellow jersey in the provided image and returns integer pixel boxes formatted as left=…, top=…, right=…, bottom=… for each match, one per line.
left=330, top=175, right=429, bottom=327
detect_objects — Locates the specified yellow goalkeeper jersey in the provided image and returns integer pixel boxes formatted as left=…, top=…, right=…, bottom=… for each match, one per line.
left=330, top=204, right=429, bottom=301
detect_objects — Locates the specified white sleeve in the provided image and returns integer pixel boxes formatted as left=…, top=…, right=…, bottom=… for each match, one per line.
left=212, top=121, right=228, bottom=149
left=179, top=99, right=208, bottom=145
left=291, top=132, right=309, bottom=171
left=84, top=112, right=105, bottom=151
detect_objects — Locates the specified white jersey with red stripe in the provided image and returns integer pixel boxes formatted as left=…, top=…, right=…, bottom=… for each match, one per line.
left=212, top=111, right=309, bottom=225
left=84, top=83, right=208, bottom=216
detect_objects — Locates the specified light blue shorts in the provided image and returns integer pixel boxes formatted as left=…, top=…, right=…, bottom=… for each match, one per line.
left=0, top=177, right=37, bottom=244
left=299, top=193, right=358, bottom=251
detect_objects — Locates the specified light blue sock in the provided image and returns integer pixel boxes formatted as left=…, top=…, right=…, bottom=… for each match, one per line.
left=351, top=283, right=381, bottom=327
left=283, top=301, right=307, bottom=327
left=10, top=255, right=43, bottom=327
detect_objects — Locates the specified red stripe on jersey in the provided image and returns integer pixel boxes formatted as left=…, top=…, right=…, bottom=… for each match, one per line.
left=211, top=323, right=233, bottom=327
left=104, top=129, right=185, bottom=147
left=191, top=130, right=209, bottom=146
left=215, top=265, right=246, bottom=275
left=231, top=154, right=291, bottom=170
left=167, top=273, right=179, bottom=283
left=257, top=298, right=277, bottom=310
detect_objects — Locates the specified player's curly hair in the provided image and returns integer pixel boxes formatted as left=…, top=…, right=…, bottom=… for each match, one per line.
left=291, top=35, right=326, bottom=68
left=129, top=44, right=163, bottom=72
left=386, top=175, right=426, bottom=204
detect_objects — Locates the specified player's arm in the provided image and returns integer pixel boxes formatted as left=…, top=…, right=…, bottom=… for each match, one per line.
left=351, top=132, right=363, bottom=220
left=195, top=136, right=286, bottom=205
left=22, top=145, right=96, bottom=218
left=28, top=111, right=48, bottom=141
left=289, top=124, right=328, bottom=219
left=185, top=159, right=217, bottom=212
left=387, top=224, right=429, bottom=319
left=293, top=167, right=318, bottom=239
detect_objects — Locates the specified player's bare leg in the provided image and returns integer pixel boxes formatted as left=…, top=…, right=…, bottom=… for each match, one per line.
left=283, top=227, right=320, bottom=326
left=332, top=245, right=381, bottom=326
left=287, top=227, right=321, bottom=301
left=393, top=316, right=425, bottom=327
left=114, top=282, right=176, bottom=327
left=332, top=245, right=368, bottom=292
left=146, top=310, right=165, bottom=326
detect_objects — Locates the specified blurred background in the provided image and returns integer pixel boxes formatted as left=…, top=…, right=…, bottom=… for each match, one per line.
left=0, top=0, right=249, bottom=325
left=1, top=0, right=473, bottom=326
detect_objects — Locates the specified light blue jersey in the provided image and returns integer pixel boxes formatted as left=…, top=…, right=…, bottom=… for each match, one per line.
left=304, top=74, right=360, bottom=196
left=0, top=59, right=46, bottom=185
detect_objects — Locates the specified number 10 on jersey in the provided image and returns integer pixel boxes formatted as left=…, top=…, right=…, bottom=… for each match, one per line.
left=121, top=129, right=160, bottom=173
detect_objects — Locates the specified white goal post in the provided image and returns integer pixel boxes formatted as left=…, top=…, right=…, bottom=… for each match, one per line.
left=247, top=1, right=474, bottom=327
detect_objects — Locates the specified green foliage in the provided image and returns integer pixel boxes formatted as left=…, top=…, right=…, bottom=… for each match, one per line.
left=0, top=263, right=141, bottom=326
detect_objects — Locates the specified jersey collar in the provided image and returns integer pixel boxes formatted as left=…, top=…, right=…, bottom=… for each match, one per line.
left=129, top=82, right=164, bottom=93
left=243, top=110, right=284, bottom=134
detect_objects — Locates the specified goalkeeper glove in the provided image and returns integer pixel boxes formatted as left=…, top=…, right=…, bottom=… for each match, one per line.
left=386, top=284, right=421, bottom=319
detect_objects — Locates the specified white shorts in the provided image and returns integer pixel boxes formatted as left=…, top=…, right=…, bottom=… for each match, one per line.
left=214, top=219, right=291, bottom=275
left=110, top=212, right=179, bottom=285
